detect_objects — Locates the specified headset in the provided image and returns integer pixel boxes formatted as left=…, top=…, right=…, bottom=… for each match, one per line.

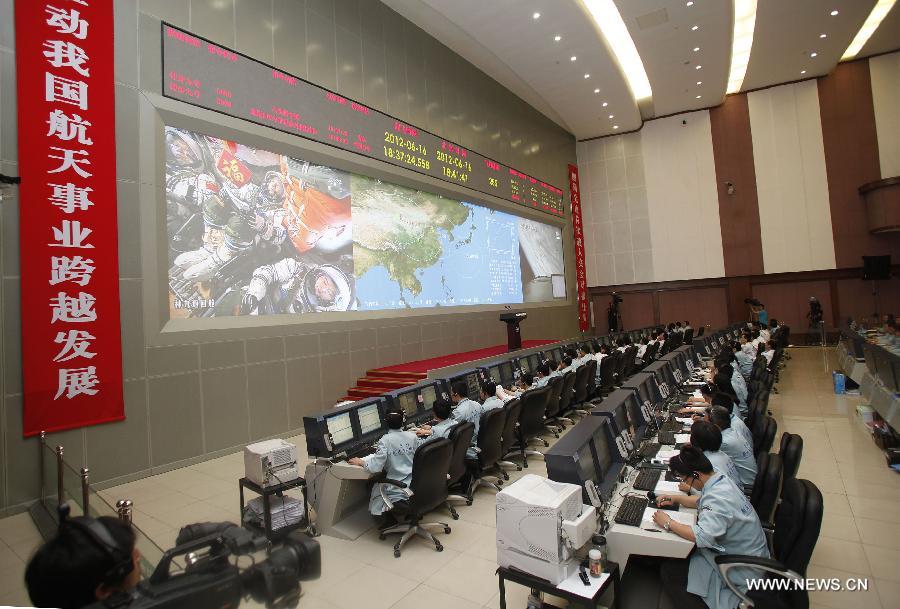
left=60, top=505, right=135, bottom=585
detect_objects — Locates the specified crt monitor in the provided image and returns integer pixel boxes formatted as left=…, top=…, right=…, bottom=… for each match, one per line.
left=544, top=416, right=605, bottom=504
left=395, top=390, right=420, bottom=419
left=449, top=369, right=482, bottom=401
left=528, top=353, right=541, bottom=370
left=324, top=411, right=354, bottom=448
left=576, top=443, right=602, bottom=489
left=499, top=361, right=514, bottom=384
left=624, top=392, right=648, bottom=439
left=487, top=364, right=503, bottom=385
left=420, top=383, right=439, bottom=411
left=518, top=356, right=532, bottom=374
left=356, top=402, right=383, bottom=437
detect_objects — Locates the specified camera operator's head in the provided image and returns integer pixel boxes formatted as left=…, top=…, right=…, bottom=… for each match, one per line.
left=26, top=509, right=141, bottom=608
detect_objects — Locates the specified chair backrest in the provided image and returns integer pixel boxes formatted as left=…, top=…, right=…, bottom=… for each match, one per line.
left=557, top=371, right=577, bottom=412
left=572, top=363, right=591, bottom=405
left=584, top=358, right=598, bottom=396
left=614, top=350, right=629, bottom=381
left=759, top=416, right=777, bottom=455
left=499, top=398, right=522, bottom=455
left=408, top=438, right=454, bottom=515
left=644, top=342, right=659, bottom=362
left=599, top=356, right=617, bottom=392
left=545, top=375, right=564, bottom=418
left=697, top=326, right=705, bottom=337
left=773, top=478, right=823, bottom=577
left=624, top=345, right=638, bottom=376
left=683, top=328, right=694, bottom=343
left=446, top=421, right=475, bottom=486
left=520, top=385, right=551, bottom=437
left=476, top=408, right=506, bottom=468
left=779, top=433, right=803, bottom=486
left=750, top=452, right=783, bottom=525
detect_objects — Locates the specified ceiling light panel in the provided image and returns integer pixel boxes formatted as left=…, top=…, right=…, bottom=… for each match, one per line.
left=726, top=0, right=758, bottom=94
left=581, top=0, right=653, bottom=101
left=842, top=0, right=897, bottom=60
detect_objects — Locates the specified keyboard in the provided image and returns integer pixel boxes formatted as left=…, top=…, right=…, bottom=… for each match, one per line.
left=347, top=443, right=376, bottom=459
left=638, top=442, right=660, bottom=459
left=614, top=496, right=649, bottom=527
left=661, top=419, right=683, bottom=433
left=658, top=431, right=677, bottom=445
left=633, top=469, right=661, bottom=491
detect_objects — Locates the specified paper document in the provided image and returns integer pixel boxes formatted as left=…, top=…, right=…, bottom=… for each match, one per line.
left=557, top=569, right=611, bottom=598
left=654, top=481, right=686, bottom=495
left=641, top=507, right=695, bottom=526
left=653, top=449, right=679, bottom=463
left=674, top=433, right=691, bottom=444
left=675, top=417, right=695, bottom=425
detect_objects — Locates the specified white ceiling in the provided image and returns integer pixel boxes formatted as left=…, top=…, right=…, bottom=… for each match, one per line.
left=383, top=0, right=900, bottom=140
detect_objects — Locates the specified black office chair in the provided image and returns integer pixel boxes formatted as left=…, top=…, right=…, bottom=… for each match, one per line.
left=642, top=341, right=659, bottom=365
left=750, top=452, right=783, bottom=525
left=716, top=478, right=823, bottom=609
left=779, top=433, right=803, bottom=496
left=465, top=407, right=507, bottom=497
left=584, top=358, right=599, bottom=398
left=497, top=398, right=523, bottom=475
left=556, top=371, right=577, bottom=425
left=542, top=375, right=566, bottom=437
left=683, top=328, right=694, bottom=343
left=378, top=438, right=453, bottom=557
left=624, top=345, right=639, bottom=377
left=444, top=421, right=474, bottom=518
left=507, top=385, right=551, bottom=468
left=568, top=364, right=592, bottom=416
left=598, top=355, right=618, bottom=394
left=753, top=416, right=777, bottom=458
left=697, top=326, right=705, bottom=337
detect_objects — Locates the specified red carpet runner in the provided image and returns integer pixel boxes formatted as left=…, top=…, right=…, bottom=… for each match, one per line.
left=345, top=339, right=557, bottom=400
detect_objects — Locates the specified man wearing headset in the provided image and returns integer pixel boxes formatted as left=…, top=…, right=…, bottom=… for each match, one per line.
left=26, top=509, right=142, bottom=608
left=652, top=446, right=769, bottom=609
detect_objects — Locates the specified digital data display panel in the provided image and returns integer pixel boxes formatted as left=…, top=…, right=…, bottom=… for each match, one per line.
left=162, top=24, right=565, bottom=217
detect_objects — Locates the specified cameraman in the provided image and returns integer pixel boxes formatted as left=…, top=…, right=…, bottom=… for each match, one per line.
left=806, top=296, right=824, bottom=345
left=25, top=513, right=141, bottom=608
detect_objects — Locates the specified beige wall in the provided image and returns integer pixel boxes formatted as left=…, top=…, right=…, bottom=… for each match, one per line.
left=870, top=50, right=900, bottom=179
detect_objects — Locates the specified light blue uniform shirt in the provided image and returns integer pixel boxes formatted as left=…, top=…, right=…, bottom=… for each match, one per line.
left=548, top=369, right=562, bottom=379
left=362, top=429, right=419, bottom=515
left=689, top=472, right=770, bottom=609
left=731, top=412, right=753, bottom=448
left=421, top=418, right=457, bottom=443
left=704, top=449, right=741, bottom=486
left=534, top=374, right=551, bottom=388
left=453, top=397, right=483, bottom=456
left=720, top=427, right=757, bottom=486
left=731, top=369, right=749, bottom=417
left=733, top=350, right=753, bottom=378
left=481, top=395, right=504, bottom=412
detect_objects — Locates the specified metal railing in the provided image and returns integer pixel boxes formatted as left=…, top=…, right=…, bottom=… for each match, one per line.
left=34, top=431, right=166, bottom=577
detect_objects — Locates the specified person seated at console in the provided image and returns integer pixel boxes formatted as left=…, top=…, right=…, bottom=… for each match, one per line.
left=636, top=336, right=649, bottom=364
left=688, top=420, right=741, bottom=486
left=575, top=345, right=593, bottom=367
left=533, top=363, right=552, bottom=388
left=545, top=358, right=561, bottom=379
left=615, top=338, right=628, bottom=353
left=25, top=511, right=142, bottom=609
left=730, top=341, right=753, bottom=379
left=713, top=366, right=747, bottom=418
left=450, top=380, right=483, bottom=456
left=708, top=393, right=753, bottom=448
left=480, top=380, right=505, bottom=411
left=761, top=340, right=776, bottom=365
left=560, top=355, right=576, bottom=375
left=348, top=407, right=419, bottom=528
left=414, top=398, right=457, bottom=443
left=739, top=332, right=757, bottom=359
left=706, top=405, right=756, bottom=486
left=652, top=446, right=769, bottom=609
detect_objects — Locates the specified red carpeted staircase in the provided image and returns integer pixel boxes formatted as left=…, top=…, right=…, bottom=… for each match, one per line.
left=343, top=340, right=556, bottom=400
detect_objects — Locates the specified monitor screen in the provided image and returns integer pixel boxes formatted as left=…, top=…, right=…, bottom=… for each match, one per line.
left=326, top=412, right=354, bottom=446
left=592, top=422, right=613, bottom=475
left=576, top=444, right=600, bottom=485
left=519, top=357, right=531, bottom=373
left=397, top=391, right=419, bottom=417
left=488, top=366, right=502, bottom=384
left=421, top=384, right=438, bottom=410
left=500, top=361, right=513, bottom=381
left=357, top=403, right=382, bottom=436
left=465, top=373, right=481, bottom=398
left=614, top=404, right=630, bottom=436
left=626, top=394, right=647, bottom=427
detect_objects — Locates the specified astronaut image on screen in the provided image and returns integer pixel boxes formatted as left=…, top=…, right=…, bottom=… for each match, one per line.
left=164, top=126, right=356, bottom=318
left=518, top=218, right=565, bottom=302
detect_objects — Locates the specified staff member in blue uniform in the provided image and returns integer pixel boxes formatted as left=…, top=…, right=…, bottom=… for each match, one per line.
left=653, top=446, right=769, bottom=609
left=708, top=405, right=756, bottom=486
left=450, top=380, right=483, bottom=457
left=415, top=398, right=457, bottom=443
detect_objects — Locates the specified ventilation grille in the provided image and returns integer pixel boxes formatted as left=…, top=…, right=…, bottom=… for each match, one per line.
left=635, top=8, right=669, bottom=30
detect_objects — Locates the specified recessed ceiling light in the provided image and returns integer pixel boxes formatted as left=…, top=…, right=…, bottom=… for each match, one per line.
left=693, top=46, right=700, bottom=52
left=800, top=70, right=807, bottom=74
left=554, top=35, right=562, bottom=41
left=842, top=0, right=897, bottom=61
left=830, top=9, right=839, bottom=16
left=691, top=25, right=699, bottom=30
left=810, top=52, right=817, bottom=57
left=726, top=0, right=758, bottom=94
left=533, top=12, right=541, bottom=19
left=696, top=65, right=702, bottom=69
left=613, top=125, right=619, bottom=129
left=696, top=95, right=702, bottom=99
left=582, top=0, right=653, bottom=102
left=608, top=114, right=615, bottom=119
left=697, top=80, right=702, bottom=85
left=686, top=1, right=694, bottom=6
left=585, top=74, right=591, bottom=79
left=819, top=33, right=827, bottom=38
left=594, top=88, right=600, bottom=93
left=602, top=101, right=608, bottom=107
left=571, top=56, right=577, bottom=61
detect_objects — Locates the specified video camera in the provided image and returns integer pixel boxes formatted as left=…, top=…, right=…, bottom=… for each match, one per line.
left=88, top=522, right=320, bottom=609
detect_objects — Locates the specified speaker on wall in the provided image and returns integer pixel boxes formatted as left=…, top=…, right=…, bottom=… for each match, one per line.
left=862, top=255, right=891, bottom=280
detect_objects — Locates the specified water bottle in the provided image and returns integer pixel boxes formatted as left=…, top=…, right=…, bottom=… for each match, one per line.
left=591, top=534, right=607, bottom=571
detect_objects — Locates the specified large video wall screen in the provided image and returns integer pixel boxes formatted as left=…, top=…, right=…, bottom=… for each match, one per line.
left=161, top=23, right=565, bottom=217
left=165, top=127, right=566, bottom=319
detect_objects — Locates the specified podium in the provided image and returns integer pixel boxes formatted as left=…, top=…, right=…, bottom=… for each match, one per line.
left=499, top=311, right=527, bottom=351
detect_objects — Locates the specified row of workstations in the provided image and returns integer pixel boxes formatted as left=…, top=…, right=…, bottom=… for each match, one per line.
left=837, top=328, right=899, bottom=431
left=301, top=323, right=744, bottom=540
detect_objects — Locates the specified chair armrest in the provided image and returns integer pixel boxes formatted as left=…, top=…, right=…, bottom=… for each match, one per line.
left=380, top=478, right=408, bottom=489
left=714, top=555, right=803, bottom=608
left=378, top=478, right=413, bottom=510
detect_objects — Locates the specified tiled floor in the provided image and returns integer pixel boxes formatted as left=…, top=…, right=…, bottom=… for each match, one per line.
left=2, top=348, right=899, bottom=609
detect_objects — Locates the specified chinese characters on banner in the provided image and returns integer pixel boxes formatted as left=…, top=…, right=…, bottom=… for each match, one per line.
left=567, top=165, right=589, bottom=332
left=15, top=1, right=123, bottom=436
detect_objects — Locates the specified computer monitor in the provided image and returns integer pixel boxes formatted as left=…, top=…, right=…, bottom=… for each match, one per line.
left=528, top=353, right=541, bottom=370
left=499, top=361, right=514, bottom=383
left=624, top=392, right=648, bottom=439
left=544, top=416, right=605, bottom=504
left=889, top=360, right=900, bottom=393
left=325, top=411, right=354, bottom=447
left=576, top=443, right=601, bottom=488
left=488, top=365, right=502, bottom=384
left=864, top=345, right=877, bottom=375
left=397, top=391, right=419, bottom=418
left=519, top=356, right=532, bottom=374
left=421, top=384, right=438, bottom=410
left=356, top=403, right=383, bottom=436
left=448, top=369, right=483, bottom=401
left=590, top=420, right=616, bottom=477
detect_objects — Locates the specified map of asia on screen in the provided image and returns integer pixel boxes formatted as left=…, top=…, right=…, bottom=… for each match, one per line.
left=165, top=127, right=566, bottom=319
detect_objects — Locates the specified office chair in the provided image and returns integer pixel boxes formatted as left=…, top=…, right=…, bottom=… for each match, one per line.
left=750, top=452, right=783, bottom=525
left=497, top=398, right=523, bottom=474
left=753, top=416, right=777, bottom=458
left=778, top=433, right=803, bottom=496
left=683, top=328, right=694, bottom=343
left=378, top=438, right=453, bottom=557
left=464, top=407, right=507, bottom=496
left=643, top=341, right=659, bottom=364
left=568, top=364, right=592, bottom=417
left=716, top=478, right=823, bottom=609
left=444, top=421, right=475, bottom=517
left=614, top=350, right=629, bottom=386
left=697, top=326, right=705, bottom=337
left=556, top=371, right=577, bottom=426
left=584, top=358, right=599, bottom=398
left=507, top=385, right=551, bottom=468
left=624, top=345, right=639, bottom=377
left=598, top=355, right=618, bottom=395
left=542, top=375, right=566, bottom=437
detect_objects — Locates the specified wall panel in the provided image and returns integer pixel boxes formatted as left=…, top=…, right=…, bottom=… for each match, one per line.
left=658, top=287, right=728, bottom=331
left=870, top=51, right=900, bottom=179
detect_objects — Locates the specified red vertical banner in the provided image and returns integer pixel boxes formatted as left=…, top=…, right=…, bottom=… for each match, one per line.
left=567, top=164, right=589, bottom=332
left=15, top=1, right=124, bottom=435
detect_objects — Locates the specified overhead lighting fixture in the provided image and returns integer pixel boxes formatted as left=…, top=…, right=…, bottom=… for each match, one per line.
left=696, top=65, right=702, bottom=69
left=613, top=125, right=619, bottom=129
left=608, top=114, right=615, bottom=118
left=830, top=9, right=839, bottom=16
left=691, top=25, right=699, bottom=30
left=571, top=56, right=577, bottom=61
left=842, top=0, right=897, bottom=60
left=554, top=35, right=562, bottom=41
left=533, top=12, right=541, bottom=19
left=696, top=95, right=702, bottom=98
left=800, top=70, right=807, bottom=74
left=594, top=88, right=600, bottom=93
left=585, top=73, right=591, bottom=78
left=819, top=33, right=827, bottom=38
left=602, top=101, right=608, bottom=107
left=581, top=0, right=653, bottom=101
left=810, top=52, right=817, bottom=57
left=726, top=0, right=758, bottom=94
left=693, top=46, right=700, bottom=52
left=696, top=80, right=703, bottom=85
left=686, top=1, right=694, bottom=6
